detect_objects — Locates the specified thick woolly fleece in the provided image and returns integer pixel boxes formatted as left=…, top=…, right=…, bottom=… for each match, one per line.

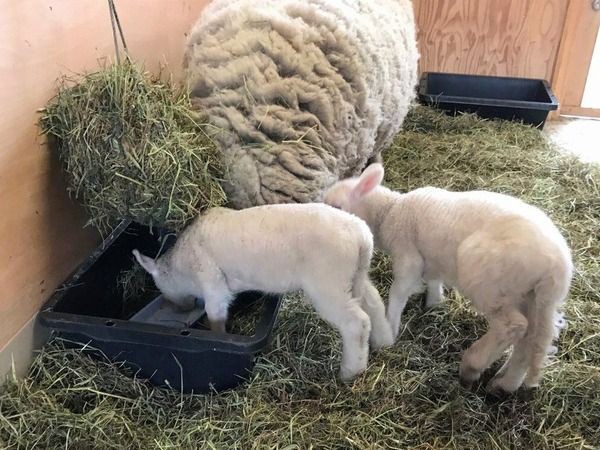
left=184, top=0, right=419, bottom=208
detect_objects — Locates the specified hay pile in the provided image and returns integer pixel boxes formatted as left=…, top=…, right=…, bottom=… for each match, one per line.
left=2, top=107, right=599, bottom=449
left=40, top=63, right=226, bottom=235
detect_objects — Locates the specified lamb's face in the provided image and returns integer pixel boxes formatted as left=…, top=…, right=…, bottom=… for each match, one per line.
left=132, top=250, right=196, bottom=311
left=152, top=270, right=196, bottom=312
left=323, top=163, right=385, bottom=216
left=323, top=179, right=360, bottom=214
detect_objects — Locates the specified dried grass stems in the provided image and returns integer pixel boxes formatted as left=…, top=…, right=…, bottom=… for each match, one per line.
left=117, top=262, right=157, bottom=307
left=3, top=107, right=599, bottom=449
left=39, top=62, right=226, bottom=236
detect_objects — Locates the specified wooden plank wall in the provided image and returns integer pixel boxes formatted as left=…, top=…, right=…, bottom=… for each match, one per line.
left=413, top=0, right=569, bottom=81
left=0, top=0, right=208, bottom=350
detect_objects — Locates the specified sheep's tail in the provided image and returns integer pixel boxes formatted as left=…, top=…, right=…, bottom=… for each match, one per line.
left=524, top=263, right=572, bottom=387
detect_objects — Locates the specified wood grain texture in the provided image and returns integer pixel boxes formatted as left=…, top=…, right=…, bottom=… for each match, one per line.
left=0, top=0, right=209, bottom=349
left=413, top=0, right=568, bottom=81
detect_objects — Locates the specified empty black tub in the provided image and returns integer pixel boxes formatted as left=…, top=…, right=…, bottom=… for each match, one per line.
left=418, top=72, right=559, bottom=129
left=39, top=220, right=283, bottom=393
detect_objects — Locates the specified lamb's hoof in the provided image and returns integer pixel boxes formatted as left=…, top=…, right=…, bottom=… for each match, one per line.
left=339, top=367, right=362, bottom=383
left=458, top=366, right=480, bottom=390
left=523, top=375, right=541, bottom=389
left=459, top=377, right=474, bottom=390
left=370, top=330, right=395, bottom=351
left=486, top=379, right=513, bottom=398
left=209, top=319, right=227, bottom=333
left=423, top=299, right=441, bottom=311
left=370, top=340, right=392, bottom=352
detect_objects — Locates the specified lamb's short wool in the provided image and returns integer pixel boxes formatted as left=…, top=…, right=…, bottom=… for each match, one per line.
left=133, top=203, right=394, bottom=381
left=324, top=164, right=573, bottom=394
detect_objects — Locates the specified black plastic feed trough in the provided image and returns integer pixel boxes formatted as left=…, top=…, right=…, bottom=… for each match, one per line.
left=418, top=72, right=559, bottom=129
left=39, top=221, right=283, bottom=393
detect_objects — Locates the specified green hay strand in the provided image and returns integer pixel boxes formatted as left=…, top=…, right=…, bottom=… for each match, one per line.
left=2, top=107, right=599, bottom=449
left=117, top=263, right=156, bottom=305
left=39, top=62, right=227, bottom=235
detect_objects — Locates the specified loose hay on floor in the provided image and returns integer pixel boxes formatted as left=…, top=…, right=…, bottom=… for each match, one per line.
left=2, top=107, right=599, bottom=449
left=40, top=62, right=226, bottom=235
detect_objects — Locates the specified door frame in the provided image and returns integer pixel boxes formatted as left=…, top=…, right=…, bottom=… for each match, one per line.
left=551, top=0, right=600, bottom=118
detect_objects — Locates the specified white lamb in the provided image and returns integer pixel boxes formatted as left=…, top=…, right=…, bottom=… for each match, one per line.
left=133, top=203, right=394, bottom=381
left=323, top=163, right=573, bottom=394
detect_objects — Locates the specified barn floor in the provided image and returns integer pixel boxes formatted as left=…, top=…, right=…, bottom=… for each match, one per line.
left=544, top=116, right=600, bottom=164
left=1, top=107, right=599, bottom=449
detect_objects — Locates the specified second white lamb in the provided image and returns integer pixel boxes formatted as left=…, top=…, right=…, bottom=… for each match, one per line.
left=323, top=163, right=573, bottom=394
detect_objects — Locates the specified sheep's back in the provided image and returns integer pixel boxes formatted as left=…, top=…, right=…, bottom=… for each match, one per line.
left=184, top=0, right=418, bottom=208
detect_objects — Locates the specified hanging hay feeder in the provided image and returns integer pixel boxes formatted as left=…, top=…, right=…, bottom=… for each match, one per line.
left=40, top=62, right=226, bottom=235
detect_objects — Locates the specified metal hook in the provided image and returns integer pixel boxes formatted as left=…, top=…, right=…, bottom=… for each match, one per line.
left=593, top=0, right=600, bottom=12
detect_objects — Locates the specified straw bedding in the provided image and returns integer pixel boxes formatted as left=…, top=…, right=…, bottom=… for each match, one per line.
left=2, top=107, right=598, bottom=449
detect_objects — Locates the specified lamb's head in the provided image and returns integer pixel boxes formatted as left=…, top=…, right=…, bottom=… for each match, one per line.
left=323, top=163, right=385, bottom=217
left=132, top=249, right=196, bottom=311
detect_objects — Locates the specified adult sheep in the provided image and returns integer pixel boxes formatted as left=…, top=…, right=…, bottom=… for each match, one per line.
left=184, top=0, right=419, bottom=209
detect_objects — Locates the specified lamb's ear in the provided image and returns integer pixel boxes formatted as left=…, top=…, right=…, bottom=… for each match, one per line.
left=132, top=249, right=158, bottom=276
left=352, top=163, right=384, bottom=199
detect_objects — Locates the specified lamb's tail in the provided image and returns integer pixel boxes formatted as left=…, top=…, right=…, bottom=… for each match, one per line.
left=524, top=262, right=573, bottom=387
left=352, top=237, right=373, bottom=297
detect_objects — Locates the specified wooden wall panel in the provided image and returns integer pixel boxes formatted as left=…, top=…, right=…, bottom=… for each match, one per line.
left=413, top=0, right=569, bottom=81
left=0, top=0, right=209, bottom=349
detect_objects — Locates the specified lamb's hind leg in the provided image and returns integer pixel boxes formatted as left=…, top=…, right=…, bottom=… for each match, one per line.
left=486, top=333, right=532, bottom=394
left=459, top=305, right=528, bottom=389
left=306, top=286, right=371, bottom=382
left=356, top=276, right=394, bottom=349
left=486, top=297, right=536, bottom=394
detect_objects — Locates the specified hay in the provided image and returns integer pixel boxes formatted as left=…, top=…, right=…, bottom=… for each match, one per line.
left=2, top=107, right=599, bottom=449
left=40, top=62, right=226, bottom=235
left=190, top=295, right=267, bottom=335
left=223, top=295, right=268, bottom=336
left=117, top=262, right=156, bottom=305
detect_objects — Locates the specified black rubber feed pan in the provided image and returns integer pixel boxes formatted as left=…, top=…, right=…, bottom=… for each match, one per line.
left=39, top=221, right=283, bottom=393
left=418, top=72, right=559, bottom=129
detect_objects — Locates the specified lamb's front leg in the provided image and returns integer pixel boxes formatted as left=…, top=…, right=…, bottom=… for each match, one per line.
left=203, top=284, right=235, bottom=333
left=387, top=254, right=424, bottom=340
left=425, top=279, right=444, bottom=309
